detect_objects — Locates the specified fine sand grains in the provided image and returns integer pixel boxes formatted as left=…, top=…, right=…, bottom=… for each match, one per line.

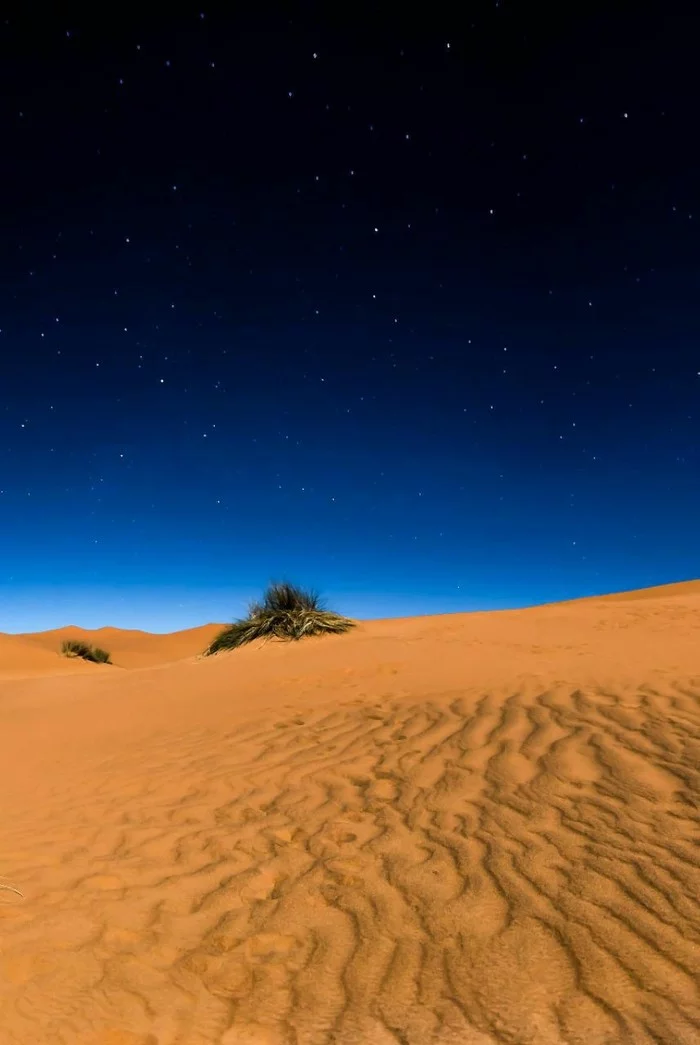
left=0, top=588, right=699, bottom=1044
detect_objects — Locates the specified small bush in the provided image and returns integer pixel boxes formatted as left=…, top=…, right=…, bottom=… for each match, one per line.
left=61, top=639, right=91, bottom=659
left=205, top=581, right=355, bottom=655
left=61, top=639, right=112, bottom=664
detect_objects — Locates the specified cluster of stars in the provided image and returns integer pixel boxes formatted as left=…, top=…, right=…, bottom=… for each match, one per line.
left=0, top=7, right=696, bottom=593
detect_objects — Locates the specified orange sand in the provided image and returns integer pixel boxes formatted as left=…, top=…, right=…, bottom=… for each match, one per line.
left=1, top=582, right=699, bottom=1044
left=14, top=623, right=225, bottom=671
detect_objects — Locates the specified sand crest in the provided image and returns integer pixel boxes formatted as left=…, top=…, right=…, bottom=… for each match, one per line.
left=13, top=623, right=225, bottom=671
left=1, top=583, right=699, bottom=1044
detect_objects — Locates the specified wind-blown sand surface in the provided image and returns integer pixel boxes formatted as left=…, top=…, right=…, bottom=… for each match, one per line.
left=13, top=623, right=225, bottom=672
left=1, top=583, right=699, bottom=1045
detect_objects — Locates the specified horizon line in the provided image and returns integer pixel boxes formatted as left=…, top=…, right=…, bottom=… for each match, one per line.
left=3, top=578, right=697, bottom=636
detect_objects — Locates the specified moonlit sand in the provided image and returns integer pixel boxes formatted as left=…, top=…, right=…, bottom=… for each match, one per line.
left=1, top=583, right=699, bottom=1044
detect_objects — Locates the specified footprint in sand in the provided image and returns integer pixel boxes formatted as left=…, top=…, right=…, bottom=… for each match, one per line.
left=269, top=826, right=296, bottom=846
left=244, top=933, right=298, bottom=964
left=324, top=857, right=366, bottom=887
left=240, top=869, right=278, bottom=902
left=368, top=777, right=398, bottom=801
left=204, top=955, right=253, bottom=999
left=327, top=823, right=359, bottom=844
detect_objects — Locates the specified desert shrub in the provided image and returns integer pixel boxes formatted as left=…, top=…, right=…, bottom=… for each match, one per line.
left=61, top=639, right=92, bottom=659
left=61, top=639, right=112, bottom=664
left=205, top=581, right=355, bottom=654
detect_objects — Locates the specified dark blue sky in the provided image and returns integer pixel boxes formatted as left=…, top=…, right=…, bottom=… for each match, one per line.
left=1, top=5, right=698, bottom=631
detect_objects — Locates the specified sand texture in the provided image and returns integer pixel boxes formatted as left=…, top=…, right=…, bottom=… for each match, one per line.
left=12, top=624, right=225, bottom=672
left=1, top=583, right=699, bottom=1044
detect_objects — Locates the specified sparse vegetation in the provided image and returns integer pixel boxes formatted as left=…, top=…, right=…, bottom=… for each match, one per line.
left=205, top=581, right=355, bottom=654
left=61, top=639, right=112, bottom=664
left=91, top=646, right=112, bottom=664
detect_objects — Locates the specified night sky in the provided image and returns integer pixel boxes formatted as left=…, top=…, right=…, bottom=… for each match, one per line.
left=1, top=6, right=698, bottom=633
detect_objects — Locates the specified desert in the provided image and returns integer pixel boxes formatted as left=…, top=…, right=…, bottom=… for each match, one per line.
left=0, top=581, right=698, bottom=1045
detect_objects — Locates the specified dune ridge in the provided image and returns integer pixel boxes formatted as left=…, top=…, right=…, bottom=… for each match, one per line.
left=1, top=584, right=699, bottom=1044
left=564, top=578, right=700, bottom=604
left=0, top=632, right=114, bottom=680
left=12, top=623, right=225, bottom=671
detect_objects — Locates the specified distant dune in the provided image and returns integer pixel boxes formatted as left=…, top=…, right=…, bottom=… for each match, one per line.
left=573, top=577, right=700, bottom=603
left=13, top=622, right=226, bottom=671
left=1, top=581, right=699, bottom=1044
left=0, top=631, right=113, bottom=679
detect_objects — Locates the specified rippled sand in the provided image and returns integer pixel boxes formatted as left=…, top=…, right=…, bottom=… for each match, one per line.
left=1, top=583, right=699, bottom=1044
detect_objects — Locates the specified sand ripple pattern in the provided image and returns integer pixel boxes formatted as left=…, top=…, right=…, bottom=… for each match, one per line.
left=2, top=681, right=700, bottom=1044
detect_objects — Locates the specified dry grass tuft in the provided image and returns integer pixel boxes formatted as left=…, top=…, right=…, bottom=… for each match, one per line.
left=61, top=640, right=112, bottom=664
left=205, top=581, right=355, bottom=655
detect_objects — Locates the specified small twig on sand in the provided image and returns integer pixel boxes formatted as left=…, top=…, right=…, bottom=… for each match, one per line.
left=0, top=877, right=24, bottom=900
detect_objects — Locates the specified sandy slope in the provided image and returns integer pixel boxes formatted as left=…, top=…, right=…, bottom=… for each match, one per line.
left=12, top=623, right=225, bottom=671
left=0, top=632, right=115, bottom=679
left=1, top=585, right=699, bottom=1044
left=567, top=578, right=700, bottom=604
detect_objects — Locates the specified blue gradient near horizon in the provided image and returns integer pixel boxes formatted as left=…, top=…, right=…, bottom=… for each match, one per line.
left=1, top=8, right=698, bottom=633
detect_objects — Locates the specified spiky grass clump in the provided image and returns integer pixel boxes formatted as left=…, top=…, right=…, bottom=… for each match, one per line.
left=61, top=639, right=91, bottom=659
left=61, top=639, right=112, bottom=664
left=205, top=581, right=355, bottom=655
left=91, top=646, right=112, bottom=664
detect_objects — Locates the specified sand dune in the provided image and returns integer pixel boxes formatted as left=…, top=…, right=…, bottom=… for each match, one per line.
left=572, top=578, right=700, bottom=604
left=13, top=623, right=225, bottom=670
left=1, top=584, right=699, bottom=1044
left=0, top=632, right=114, bottom=680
